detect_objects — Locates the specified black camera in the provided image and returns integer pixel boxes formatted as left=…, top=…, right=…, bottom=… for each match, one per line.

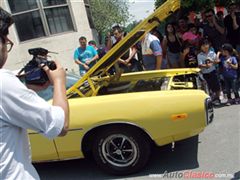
left=19, top=48, right=57, bottom=85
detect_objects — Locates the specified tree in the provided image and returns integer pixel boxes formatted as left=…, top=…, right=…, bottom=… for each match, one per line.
left=124, top=20, right=140, bottom=33
left=89, top=0, right=130, bottom=44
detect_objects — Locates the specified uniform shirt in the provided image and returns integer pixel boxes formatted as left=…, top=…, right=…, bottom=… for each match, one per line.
left=73, top=45, right=98, bottom=74
left=0, top=69, right=65, bottom=180
left=197, top=50, right=217, bottom=74
left=220, top=56, right=238, bottom=79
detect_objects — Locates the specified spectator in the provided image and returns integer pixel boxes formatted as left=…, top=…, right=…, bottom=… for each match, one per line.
left=88, top=40, right=106, bottom=59
left=73, top=36, right=99, bottom=77
left=203, top=9, right=226, bottom=52
left=216, top=11, right=224, bottom=24
left=224, top=3, right=240, bottom=54
left=194, top=17, right=204, bottom=39
left=106, top=25, right=122, bottom=51
left=182, top=23, right=201, bottom=46
left=0, top=7, right=69, bottom=179
left=216, top=43, right=239, bottom=105
left=141, top=32, right=163, bottom=70
left=151, top=27, right=167, bottom=69
left=177, top=17, right=189, bottom=38
left=162, top=23, right=182, bottom=68
left=197, top=38, right=221, bottom=105
left=88, top=40, right=98, bottom=50
left=180, top=41, right=198, bottom=68
left=107, top=25, right=141, bottom=73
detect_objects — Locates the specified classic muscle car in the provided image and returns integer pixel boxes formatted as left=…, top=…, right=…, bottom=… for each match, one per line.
left=29, top=0, right=214, bottom=175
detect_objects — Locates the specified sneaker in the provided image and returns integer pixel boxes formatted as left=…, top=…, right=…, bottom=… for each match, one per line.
left=226, top=99, right=233, bottom=106
left=213, top=99, right=221, bottom=106
left=234, top=98, right=240, bottom=104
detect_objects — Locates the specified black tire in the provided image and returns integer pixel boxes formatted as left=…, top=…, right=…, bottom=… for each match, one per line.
left=92, top=126, right=151, bottom=175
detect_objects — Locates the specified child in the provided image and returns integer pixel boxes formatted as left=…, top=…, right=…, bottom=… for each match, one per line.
left=217, top=43, right=239, bottom=105
left=180, top=41, right=198, bottom=68
left=182, top=23, right=201, bottom=46
left=197, top=38, right=221, bottom=105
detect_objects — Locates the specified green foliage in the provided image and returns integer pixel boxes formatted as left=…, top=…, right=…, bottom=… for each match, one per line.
left=155, top=0, right=240, bottom=13
left=124, top=20, right=140, bottom=33
left=89, top=0, right=130, bottom=34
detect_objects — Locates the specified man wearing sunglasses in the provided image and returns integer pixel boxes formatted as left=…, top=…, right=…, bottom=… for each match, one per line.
left=0, top=7, right=69, bottom=179
left=203, top=9, right=226, bottom=52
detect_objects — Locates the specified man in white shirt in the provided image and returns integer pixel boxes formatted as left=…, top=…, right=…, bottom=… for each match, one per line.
left=0, top=8, right=69, bottom=180
left=141, top=33, right=163, bottom=70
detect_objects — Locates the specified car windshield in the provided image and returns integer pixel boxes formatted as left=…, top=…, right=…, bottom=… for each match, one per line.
left=37, top=73, right=79, bottom=101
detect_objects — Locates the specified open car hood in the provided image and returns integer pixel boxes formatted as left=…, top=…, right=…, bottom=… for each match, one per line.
left=67, top=0, right=180, bottom=97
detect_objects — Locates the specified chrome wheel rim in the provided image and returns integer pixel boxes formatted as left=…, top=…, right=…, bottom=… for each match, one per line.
left=101, top=134, right=138, bottom=167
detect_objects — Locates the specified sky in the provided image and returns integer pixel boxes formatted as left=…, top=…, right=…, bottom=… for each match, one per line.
left=128, top=0, right=155, bottom=22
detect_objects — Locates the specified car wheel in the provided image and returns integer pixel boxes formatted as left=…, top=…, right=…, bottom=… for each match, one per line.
left=92, top=127, right=151, bottom=175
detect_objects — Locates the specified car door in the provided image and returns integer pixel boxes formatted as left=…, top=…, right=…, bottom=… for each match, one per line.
left=29, top=130, right=59, bottom=162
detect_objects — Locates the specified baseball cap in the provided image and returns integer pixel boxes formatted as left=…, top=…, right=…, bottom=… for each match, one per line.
left=88, top=40, right=96, bottom=45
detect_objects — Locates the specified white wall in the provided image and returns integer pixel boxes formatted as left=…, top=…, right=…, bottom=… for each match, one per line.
left=2, top=0, right=96, bottom=75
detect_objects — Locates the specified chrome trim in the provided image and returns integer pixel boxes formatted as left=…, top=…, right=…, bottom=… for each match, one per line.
left=205, top=98, right=214, bottom=125
left=83, top=121, right=154, bottom=141
left=28, top=128, right=83, bottom=135
left=68, top=128, right=84, bottom=131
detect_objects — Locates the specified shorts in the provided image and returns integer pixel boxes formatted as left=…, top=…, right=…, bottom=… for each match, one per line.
left=203, top=70, right=221, bottom=92
left=167, top=51, right=181, bottom=67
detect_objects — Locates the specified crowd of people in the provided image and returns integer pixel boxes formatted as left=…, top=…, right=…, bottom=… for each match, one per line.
left=74, top=3, right=240, bottom=106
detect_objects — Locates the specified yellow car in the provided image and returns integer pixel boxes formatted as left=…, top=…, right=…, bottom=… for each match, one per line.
left=29, top=0, right=214, bottom=175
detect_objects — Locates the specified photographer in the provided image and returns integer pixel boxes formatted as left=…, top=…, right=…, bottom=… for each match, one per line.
left=0, top=8, right=69, bottom=180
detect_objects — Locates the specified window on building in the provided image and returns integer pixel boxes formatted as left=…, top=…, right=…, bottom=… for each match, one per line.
left=8, top=0, right=74, bottom=41
left=84, top=0, right=95, bottom=29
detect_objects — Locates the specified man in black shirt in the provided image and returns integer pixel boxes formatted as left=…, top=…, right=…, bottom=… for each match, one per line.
left=224, top=3, right=240, bottom=53
left=203, top=9, right=226, bottom=52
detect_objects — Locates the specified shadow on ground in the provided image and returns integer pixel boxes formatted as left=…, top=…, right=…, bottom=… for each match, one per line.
left=35, top=136, right=199, bottom=180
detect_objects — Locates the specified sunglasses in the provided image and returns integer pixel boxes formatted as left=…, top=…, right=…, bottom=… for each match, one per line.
left=206, top=14, right=213, bottom=18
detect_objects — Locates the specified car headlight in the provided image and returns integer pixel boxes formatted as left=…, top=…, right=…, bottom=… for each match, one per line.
left=205, top=98, right=214, bottom=125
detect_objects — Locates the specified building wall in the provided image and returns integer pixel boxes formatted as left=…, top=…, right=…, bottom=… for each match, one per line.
left=1, top=0, right=97, bottom=75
